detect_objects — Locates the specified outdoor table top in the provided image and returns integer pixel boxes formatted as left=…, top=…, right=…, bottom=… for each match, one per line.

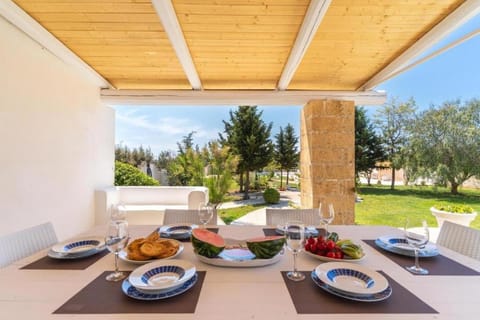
left=1, top=224, right=479, bottom=319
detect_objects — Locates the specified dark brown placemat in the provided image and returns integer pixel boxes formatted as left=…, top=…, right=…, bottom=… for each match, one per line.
left=281, top=270, right=437, bottom=314
left=263, top=228, right=326, bottom=237
left=363, top=240, right=480, bottom=276
left=21, top=250, right=109, bottom=270
left=54, top=271, right=206, bottom=314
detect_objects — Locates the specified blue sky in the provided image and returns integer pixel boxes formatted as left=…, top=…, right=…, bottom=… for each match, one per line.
left=114, top=15, right=480, bottom=155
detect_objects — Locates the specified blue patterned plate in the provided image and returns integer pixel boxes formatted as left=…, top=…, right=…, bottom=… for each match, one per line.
left=129, top=259, right=196, bottom=292
left=311, top=271, right=392, bottom=302
left=275, top=225, right=319, bottom=237
left=375, top=236, right=439, bottom=257
left=315, top=262, right=389, bottom=296
left=122, top=273, right=198, bottom=300
left=160, top=224, right=198, bottom=240
left=51, top=237, right=105, bottom=254
left=47, top=246, right=105, bottom=259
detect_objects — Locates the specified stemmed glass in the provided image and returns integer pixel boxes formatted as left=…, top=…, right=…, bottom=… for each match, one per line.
left=285, top=221, right=306, bottom=281
left=105, top=220, right=129, bottom=281
left=109, top=203, right=126, bottom=221
left=198, top=202, right=213, bottom=228
left=318, top=202, right=335, bottom=236
left=404, top=218, right=429, bottom=275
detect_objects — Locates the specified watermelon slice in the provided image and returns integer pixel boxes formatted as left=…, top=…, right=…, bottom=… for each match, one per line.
left=191, top=228, right=225, bottom=258
left=246, top=236, right=285, bottom=259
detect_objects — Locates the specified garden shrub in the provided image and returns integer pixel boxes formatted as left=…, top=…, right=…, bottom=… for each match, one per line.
left=115, top=161, right=159, bottom=186
left=263, top=188, right=280, bottom=204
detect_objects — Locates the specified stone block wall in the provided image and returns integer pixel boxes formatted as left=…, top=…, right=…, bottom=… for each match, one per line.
left=300, top=100, right=355, bottom=224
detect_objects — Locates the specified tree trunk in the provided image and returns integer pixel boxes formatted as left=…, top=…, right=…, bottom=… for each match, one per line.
left=450, top=181, right=459, bottom=195
left=286, top=170, right=290, bottom=188
left=279, top=169, right=283, bottom=189
left=367, top=172, right=371, bottom=186
left=239, top=171, right=244, bottom=193
left=243, top=170, right=250, bottom=200
left=390, top=164, right=396, bottom=190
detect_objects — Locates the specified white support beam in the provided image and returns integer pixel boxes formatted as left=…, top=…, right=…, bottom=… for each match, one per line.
left=0, top=0, right=112, bottom=89
left=277, top=0, right=332, bottom=90
left=376, top=28, right=480, bottom=86
left=101, top=89, right=386, bottom=106
left=359, top=0, right=480, bottom=91
left=151, top=0, right=202, bottom=90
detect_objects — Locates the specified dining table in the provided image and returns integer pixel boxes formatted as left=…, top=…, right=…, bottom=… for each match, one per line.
left=0, top=224, right=479, bottom=319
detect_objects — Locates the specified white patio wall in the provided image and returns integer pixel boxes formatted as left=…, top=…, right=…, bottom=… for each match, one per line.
left=0, top=17, right=114, bottom=240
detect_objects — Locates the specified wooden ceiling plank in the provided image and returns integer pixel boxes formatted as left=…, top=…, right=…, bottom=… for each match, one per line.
left=277, top=0, right=332, bottom=90
left=359, top=0, right=480, bottom=90
left=152, top=0, right=201, bottom=90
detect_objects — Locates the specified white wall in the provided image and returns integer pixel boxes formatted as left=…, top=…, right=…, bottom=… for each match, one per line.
left=0, top=17, right=114, bottom=240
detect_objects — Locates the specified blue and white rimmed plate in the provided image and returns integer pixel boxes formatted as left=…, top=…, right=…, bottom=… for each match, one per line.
left=47, top=246, right=105, bottom=259
left=122, top=273, right=198, bottom=300
left=159, top=223, right=198, bottom=240
left=275, top=225, right=319, bottom=237
left=50, top=237, right=105, bottom=255
left=314, top=262, right=389, bottom=296
left=118, top=240, right=184, bottom=265
left=129, top=259, right=196, bottom=292
left=375, top=235, right=439, bottom=257
left=311, top=271, right=392, bottom=302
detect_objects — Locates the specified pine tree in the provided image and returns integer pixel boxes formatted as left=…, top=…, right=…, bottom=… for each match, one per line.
left=220, top=106, right=273, bottom=199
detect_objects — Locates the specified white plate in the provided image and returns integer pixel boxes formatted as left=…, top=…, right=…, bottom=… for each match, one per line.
left=129, top=259, right=196, bottom=292
left=376, top=236, right=439, bottom=257
left=118, top=240, right=184, bottom=264
left=315, top=262, right=389, bottom=296
left=122, top=273, right=198, bottom=300
left=303, top=249, right=365, bottom=263
left=311, top=271, right=392, bottom=302
left=159, top=224, right=198, bottom=240
left=47, top=247, right=105, bottom=259
left=51, top=237, right=105, bottom=254
left=196, top=248, right=283, bottom=267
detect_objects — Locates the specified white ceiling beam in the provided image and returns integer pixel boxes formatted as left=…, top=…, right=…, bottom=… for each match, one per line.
left=359, top=0, right=480, bottom=91
left=151, top=0, right=202, bottom=90
left=375, top=28, right=480, bottom=86
left=277, top=0, right=332, bottom=91
left=0, top=0, right=113, bottom=89
left=101, top=89, right=386, bottom=106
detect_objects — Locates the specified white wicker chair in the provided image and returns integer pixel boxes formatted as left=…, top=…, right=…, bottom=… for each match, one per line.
left=163, top=209, right=218, bottom=225
left=0, top=222, right=58, bottom=268
left=436, top=221, right=480, bottom=261
left=266, top=208, right=320, bottom=226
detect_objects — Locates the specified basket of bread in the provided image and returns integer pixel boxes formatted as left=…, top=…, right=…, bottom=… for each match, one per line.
left=120, top=230, right=184, bottom=264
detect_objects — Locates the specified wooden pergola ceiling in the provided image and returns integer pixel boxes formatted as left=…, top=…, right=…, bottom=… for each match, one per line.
left=4, top=0, right=480, bottom=105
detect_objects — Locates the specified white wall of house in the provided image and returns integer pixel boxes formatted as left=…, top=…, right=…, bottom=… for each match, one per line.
left=0, top=17, right=114, bottom=240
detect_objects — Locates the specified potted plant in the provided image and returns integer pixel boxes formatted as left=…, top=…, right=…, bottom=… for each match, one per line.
left=430, top=204, right=477, bottom=228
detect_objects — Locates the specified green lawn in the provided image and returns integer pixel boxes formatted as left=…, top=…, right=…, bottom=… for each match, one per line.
left=218, top=185, right=480, bottom=228
left=355, top=185, right=480, bottom=229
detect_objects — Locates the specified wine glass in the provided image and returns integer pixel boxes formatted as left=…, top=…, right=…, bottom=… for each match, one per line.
left=105, top=220, right=129, bottom=281
left=318, top=202, right=335, bottom=236
left=404, top=218, right=429, bottom=275
left=285, top=221, right=305, bottom=281
left=198, top=202, right=213, bottom=228
left=109, top=203, right=127, bottom=221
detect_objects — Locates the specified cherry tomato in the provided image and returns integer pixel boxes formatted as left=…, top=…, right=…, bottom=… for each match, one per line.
left=326, top=240, right=336, bottom=250
left=317, top=241, right=327, bottom=251
left=304, top=243, right=311, bottom=252
left=326, top=251, right=336, bottom=258
left=335, top=251, right=344, bottom=259
left=307, top=237, right=316, bottom=245
left=317, top=236, right=325, bottom=243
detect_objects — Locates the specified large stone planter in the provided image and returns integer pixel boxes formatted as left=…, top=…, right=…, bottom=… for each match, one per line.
left=430, top=207, right=477, bottom=228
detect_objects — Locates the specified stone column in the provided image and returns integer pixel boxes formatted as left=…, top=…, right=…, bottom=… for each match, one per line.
left=300, top=100, right=355, bottom=224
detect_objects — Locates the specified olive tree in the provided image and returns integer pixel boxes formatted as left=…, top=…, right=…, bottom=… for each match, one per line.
left=408, top=99, right=480, bottom=194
